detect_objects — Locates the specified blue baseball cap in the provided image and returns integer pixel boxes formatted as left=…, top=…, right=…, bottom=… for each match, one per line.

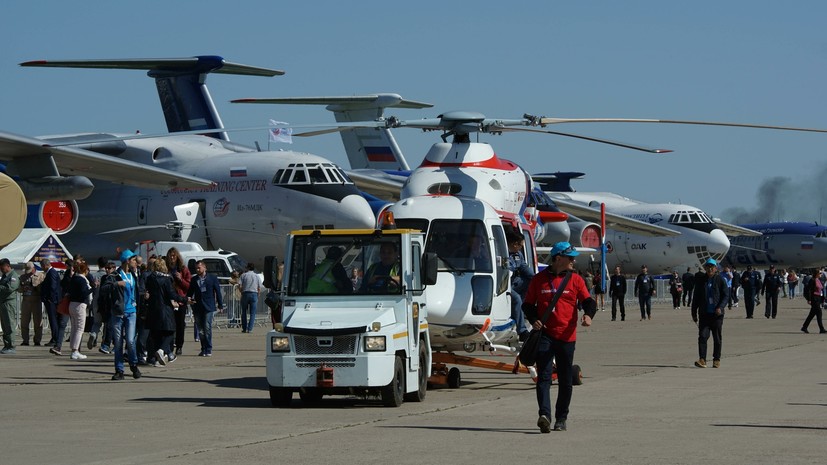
left=550, top=241, right=579, bottom=257
left=120, top=249, right=136, bottom=262
left=703, top=258, right=718, bottom=267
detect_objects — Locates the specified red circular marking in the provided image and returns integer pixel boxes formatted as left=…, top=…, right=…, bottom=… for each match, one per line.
left=580, top=225, right=601, bottom=248
left=40, top=201, right=76, bottom=232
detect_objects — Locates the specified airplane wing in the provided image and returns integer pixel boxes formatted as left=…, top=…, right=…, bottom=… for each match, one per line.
left=551, top=197, right=680, bottom=237
left=716, top=221, right=762, bottom=237
left=345, top=169, right=407, bottom=201
left=0, top=131, right=213, bottom=189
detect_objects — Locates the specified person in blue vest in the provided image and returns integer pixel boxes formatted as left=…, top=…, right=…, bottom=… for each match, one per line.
left=691, top=258, right=728, bottom=368
left=187, top=260, right=224, bottom=357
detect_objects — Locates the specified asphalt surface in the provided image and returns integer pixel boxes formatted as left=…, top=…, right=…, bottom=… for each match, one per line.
left=0, top=297, right=825, bottom=465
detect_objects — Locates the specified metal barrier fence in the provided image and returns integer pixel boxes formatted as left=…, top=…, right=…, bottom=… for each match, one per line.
left=2, top=285, right=274, bottom=338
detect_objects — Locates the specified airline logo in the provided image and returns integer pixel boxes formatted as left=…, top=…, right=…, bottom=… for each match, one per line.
left=213, top=197, right=230, bottom=217
left=365, top=146, right=395, bottom=163
left=230, top=167, right=247, bottom=178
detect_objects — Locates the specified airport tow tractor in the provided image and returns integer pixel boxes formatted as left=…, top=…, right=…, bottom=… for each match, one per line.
left=265, top=227, right=436, bottom=407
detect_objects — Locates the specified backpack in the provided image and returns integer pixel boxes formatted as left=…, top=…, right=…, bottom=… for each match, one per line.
left=97, top=275, right=118, bottom=316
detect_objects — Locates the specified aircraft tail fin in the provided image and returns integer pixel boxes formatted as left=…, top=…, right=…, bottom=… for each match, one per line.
left=232, top=93, right=431, bottom=170
left=21, top=56, right=284, bottom=142
left=532, top=172, right=586, bottom=192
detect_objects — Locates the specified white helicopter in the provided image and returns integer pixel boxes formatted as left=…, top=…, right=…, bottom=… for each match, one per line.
left=0, top=56, right=376, bottom=267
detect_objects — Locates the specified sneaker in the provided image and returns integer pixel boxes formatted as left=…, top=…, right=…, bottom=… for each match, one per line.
left=70, top=351, right=88, bottom=360
left=694, top=358, right=707, bottom=368
left=49, top=347, right=62, bottom=356
left=20, top=341, right=30, bottom=346
left=712, top=360, right=720, bottom=368
left=537, top=415, right=551, bottom=433
left=801, top=327, right=809, bottom=334
left=167, top=353, right=177, bottom=364
left=198, top=351, right=206, bottom=357
left=175, top=348, right=182, bottom=356
left=553, top=419, right=567, bottom=431
left=111, top=371, right=124, bottom=381
left=204, top=352, right=212, bottom=357
left=130, top=365, right=142, bottom=379
left=87, top=333, right=97, bottom=350
left=153, top=360, right=163, bottom=368
left=0, top=348, right=16, bottom=355
left=155, top=349, right=167, bottom=366
left=98, top=347, right=111, bottom=355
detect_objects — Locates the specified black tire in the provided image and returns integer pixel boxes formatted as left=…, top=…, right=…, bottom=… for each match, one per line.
left=381, top=356, right=405, bottom=407
left=269, top=386, right=292, bottom=407
left=404, top=345, right=428, bottom=402
left=299, top=388, right=323, bottom=404
left=447, top=367, right=461, bottom=389
left=572, top=365, right=583, bottom=386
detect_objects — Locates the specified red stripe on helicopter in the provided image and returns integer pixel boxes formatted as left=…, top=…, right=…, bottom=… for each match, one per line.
left=420, top=154, right=519, bottom=170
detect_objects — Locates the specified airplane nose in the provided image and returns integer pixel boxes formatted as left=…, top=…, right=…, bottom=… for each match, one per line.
left=708, top=228, right=731, bottom=260
left=335, top=194, right=377, bottom=228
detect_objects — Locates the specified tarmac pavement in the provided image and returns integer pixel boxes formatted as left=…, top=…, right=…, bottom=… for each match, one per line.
left=0, top=298, right=825, bottom=465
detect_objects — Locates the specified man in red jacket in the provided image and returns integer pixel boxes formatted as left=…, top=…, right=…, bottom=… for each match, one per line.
left=523, top=242, right=597, bottom=433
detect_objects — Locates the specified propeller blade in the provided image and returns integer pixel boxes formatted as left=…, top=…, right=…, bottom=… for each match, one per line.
left=501, top=127, right=672, bottom=154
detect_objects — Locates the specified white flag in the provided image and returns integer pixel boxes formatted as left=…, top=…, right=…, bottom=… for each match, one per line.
left=269, top=119, right=293, bottom=144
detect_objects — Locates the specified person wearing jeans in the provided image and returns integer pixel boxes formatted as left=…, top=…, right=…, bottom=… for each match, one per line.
left=111, top=250, right=141, bottom=380
left=187, top=260, right=224, bottom=357
left=239, top=263, right=261, bottom=333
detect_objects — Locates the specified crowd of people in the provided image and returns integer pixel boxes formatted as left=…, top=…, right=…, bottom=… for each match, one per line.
left=0, top=247, right=262, bottom=380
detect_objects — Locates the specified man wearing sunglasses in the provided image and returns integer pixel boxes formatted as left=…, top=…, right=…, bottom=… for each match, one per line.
left=523, top=241, right=597, bottom=433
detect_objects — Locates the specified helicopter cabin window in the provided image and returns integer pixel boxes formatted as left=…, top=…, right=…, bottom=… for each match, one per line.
left=427, top=183, right=462, bottom=195
left=287, top=234, right=404, bottom=296
left=424, top=220, right=492, bottom=272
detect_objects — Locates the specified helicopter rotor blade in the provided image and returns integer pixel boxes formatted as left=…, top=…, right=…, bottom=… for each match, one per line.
left=500, top=127, right=672, bottom=154
left=537, top=117, right=827, bottom=134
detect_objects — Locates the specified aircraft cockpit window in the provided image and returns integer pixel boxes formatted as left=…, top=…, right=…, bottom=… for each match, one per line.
left=292, top=169, right=307, bottom=183
left=308, top=166, right=328, bottom=183
left=273, top=169, right=285, bottom=185
left=689, top=212, right=703, bottom=223
left=325, top=167, right=343, bottom=183
left=425, top=220, right=492, bottom=272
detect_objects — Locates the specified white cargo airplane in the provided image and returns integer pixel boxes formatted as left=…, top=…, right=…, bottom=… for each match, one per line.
left=533, top=172, right=760, bottom=274
left=0, top=56, right=376, bottom=266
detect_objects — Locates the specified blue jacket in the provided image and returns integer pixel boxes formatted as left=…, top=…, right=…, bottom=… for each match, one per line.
left=187, top=273, right=224, bottom=313
left=40, top=267, right=61, bottom=305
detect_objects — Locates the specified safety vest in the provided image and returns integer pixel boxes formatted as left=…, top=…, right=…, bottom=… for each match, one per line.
left=306, top=259, right=339, bottom=294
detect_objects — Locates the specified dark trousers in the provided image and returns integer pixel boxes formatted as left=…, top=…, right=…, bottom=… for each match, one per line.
left=174, top=304, right=187, bottom=350
left=43, top=300, right=58, bottom=343
left=743, top=288, right=755, bottom=318
left=671, top=292, right=681, bottom=308
left=535, top=334, right=575, bottom=421
left=150, top=329, right=175, bottom=357
left=638, top=295, right=652, bottom=319
left=683, top=286, right=694, bottom=306
left=803, top=296, right=825, bottom=332
left=611, top=294, right=625, bottom=320
left=764, top=292, right=779, bottom=318
left=698, top=313, right=723, bottom=361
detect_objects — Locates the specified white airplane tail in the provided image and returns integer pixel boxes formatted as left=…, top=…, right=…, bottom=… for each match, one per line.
left=232, top=93, right=431, bottom=170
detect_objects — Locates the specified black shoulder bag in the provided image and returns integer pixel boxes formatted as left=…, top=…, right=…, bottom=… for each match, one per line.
left=518, top=271, right=572, bottom=367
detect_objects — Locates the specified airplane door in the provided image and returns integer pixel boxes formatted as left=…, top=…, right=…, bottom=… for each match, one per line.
left=137, top=198, right=149, bottom=225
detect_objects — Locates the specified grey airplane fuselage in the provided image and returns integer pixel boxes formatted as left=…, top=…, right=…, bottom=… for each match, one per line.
left=60, top=135, right=376, bottom=265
